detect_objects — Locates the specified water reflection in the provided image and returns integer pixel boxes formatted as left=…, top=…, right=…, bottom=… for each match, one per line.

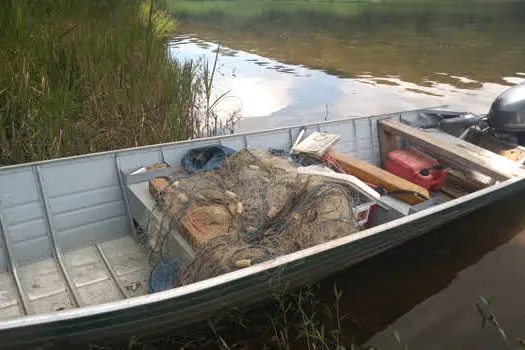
left=170, top=1, right=525, bottom=128
left=364, top=192, right=525, bottom=348
left=175, top=2, right=525, bottom=82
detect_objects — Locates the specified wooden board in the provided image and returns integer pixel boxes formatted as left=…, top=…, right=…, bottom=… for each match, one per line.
left=464, top=129, right=525, bottom=162
left=441, top=170, right=482, bottom=198
left=179, top=204, right=232, bottom=248
left=329, top=149, right=430, bottom=205
left=446, top=169, right=488, bottom=192
left=378, top=119, right=525, bottom=181
left=148, top=177, right=231, bottom=248
left=378, top=125, right=399, bottom=167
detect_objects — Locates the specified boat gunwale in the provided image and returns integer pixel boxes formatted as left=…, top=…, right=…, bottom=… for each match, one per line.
left=0, top=173, right=522, bottom=331
left=0, top=106, right=446, bottom=172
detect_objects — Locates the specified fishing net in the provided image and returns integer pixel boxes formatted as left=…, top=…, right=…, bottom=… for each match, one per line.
left=142, top=149, right=366, bottom=288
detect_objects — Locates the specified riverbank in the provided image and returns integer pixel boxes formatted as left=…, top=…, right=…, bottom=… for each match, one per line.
left=0, top=0, right=218, bottom=166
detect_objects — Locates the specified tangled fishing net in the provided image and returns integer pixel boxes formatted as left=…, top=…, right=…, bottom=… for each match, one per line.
left=143, top=149, right=365, bottom=287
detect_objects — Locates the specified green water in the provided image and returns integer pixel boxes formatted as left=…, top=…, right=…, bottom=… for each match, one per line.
left=173, top=1, right=524, bottom=85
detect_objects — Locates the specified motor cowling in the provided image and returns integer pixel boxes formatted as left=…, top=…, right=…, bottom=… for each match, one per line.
left=488, top=82, right=525, bottom=133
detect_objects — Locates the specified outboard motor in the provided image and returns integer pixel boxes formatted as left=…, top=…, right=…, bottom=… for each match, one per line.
left=415, top=111, right=483, bottom=137
left=413, top=82, right=525, bottom=143
left=487, top=82, right=525, bottom=144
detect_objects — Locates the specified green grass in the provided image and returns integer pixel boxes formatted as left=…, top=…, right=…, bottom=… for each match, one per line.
left=0, top=0, right=230, bottom=166
left=118, top=284, right=378, bottom=350
left=87, top=289, right=522, bottom=350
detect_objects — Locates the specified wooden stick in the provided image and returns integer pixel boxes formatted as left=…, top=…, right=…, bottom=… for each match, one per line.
left=329, top=149, right=430, bottom=205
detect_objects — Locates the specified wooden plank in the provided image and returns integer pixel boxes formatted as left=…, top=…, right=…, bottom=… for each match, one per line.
left=378, top=125, right=398, bottom=167
left=179, top=204, right=232, bottom=248
left=149, top=177, right=231, bottom=249
left=379, top=119, right=525, bottom=181
left=329, top=149, right=430, bottom=205
left=441, top=170, right=482, bottom=198
left=447, top=169, right=489, bottom=192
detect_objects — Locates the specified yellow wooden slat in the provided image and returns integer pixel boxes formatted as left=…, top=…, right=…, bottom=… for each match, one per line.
left=329, top=149, right=430, bottom=205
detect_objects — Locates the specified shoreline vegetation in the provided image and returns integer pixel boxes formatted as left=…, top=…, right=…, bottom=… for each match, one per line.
left=0, top=0, right=234, bottom=166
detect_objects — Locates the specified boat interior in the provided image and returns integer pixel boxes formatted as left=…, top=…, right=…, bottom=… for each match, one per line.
left=1, top=107, right=525, bottom=321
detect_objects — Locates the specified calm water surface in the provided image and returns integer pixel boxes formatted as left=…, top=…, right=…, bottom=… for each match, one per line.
left=169, top=1, right=525, bottom=348
left=170, top=1, right=525, bottom=130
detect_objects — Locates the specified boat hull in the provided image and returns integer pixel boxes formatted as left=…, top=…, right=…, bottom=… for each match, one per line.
left=1, top=108, right=524, bottom=347
left=1, top=176, right=524, bottom=347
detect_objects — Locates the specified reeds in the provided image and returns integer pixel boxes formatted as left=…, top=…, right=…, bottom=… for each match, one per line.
left=0, top=0, right=231, bottom=166
left=120, top=284, right=376, bottom=350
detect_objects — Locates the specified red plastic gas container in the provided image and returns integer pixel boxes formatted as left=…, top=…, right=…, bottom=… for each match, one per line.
left=385, top=148, right=447, bottom=190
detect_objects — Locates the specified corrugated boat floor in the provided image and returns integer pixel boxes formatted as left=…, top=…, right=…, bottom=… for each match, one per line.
left=0, top=236, right=150, bottom=320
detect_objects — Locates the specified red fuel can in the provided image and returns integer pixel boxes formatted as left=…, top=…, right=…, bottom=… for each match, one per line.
left=385, top=148, right=447, bottom=191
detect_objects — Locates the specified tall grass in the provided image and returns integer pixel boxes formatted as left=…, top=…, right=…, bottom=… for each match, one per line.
left=0, top=0, right=228, bottom=166
left=117, top=284, right=377, bottom=350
